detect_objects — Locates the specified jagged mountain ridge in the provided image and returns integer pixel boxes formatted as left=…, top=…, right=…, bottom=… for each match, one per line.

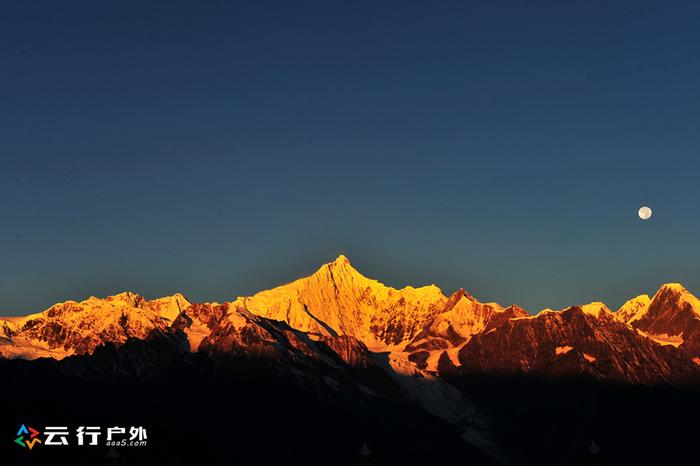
left=230, top=255, right=450, bottom=347
left=617, top=283, right=700, bottom=359
left=2, top=255, right=700, bottom=385
left=455, top=305, right=698, bottom=384
left=0, top=292, right=190, bottom=359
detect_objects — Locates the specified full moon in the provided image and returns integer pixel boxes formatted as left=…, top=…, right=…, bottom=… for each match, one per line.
left=638, top=206, right=652, bottom=220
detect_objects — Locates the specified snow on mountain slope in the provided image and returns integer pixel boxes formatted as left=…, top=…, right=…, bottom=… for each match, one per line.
left=456, top=305, right=698, bottom=384
left=406, top=289, right=503, bottom=350
left=402, top=289, right=527, bottom=373
left=231, top=255, right=448, bottom=347
left=580, top=302, right=616, bottom=321
left=616, top=294, right=651, bottom=323
left=617, top=284, right=700, bottom=357
left=0, top=292, right=190, bottom=359
left=627, top=284, right=700, bottom=333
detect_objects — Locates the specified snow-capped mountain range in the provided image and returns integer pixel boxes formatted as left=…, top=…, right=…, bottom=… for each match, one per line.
left=3, top=255, right=700, bottom=466
left=2, top=255, right=700, bottom=385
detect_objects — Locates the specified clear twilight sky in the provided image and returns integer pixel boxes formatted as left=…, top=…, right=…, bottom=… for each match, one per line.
left=1, top=1, right=699, bottom=315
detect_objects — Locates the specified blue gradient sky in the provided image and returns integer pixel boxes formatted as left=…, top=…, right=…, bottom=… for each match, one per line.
left=1, top=1, right=699, bottom=315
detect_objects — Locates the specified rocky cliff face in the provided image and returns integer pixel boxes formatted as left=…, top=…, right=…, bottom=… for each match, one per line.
left=168, top=301, right=374, bottom=372
left=0, top=292, right=190, bottom=359
left=616, top=283, right=700, bottom=359
left=457, top=306, right=697, bottom=384
left=624, top=284, right=699, bottom=332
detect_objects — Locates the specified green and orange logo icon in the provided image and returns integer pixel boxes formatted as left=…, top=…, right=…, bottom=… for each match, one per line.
left=15, top=424, right=42, bottom=450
